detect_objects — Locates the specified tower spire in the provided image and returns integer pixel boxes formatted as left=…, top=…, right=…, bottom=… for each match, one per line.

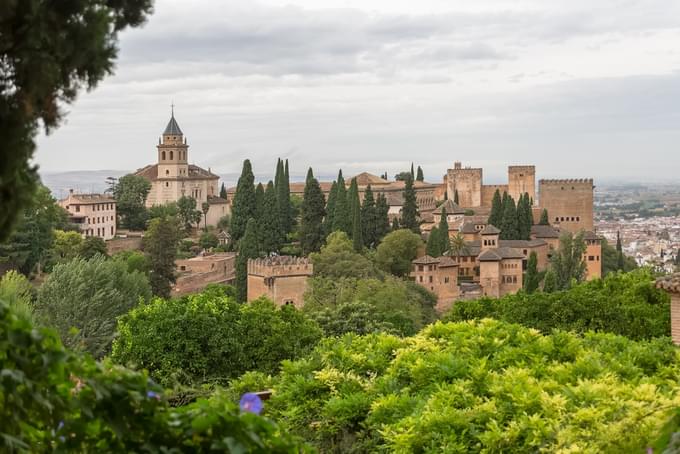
left=171, top=101, right=174, bottom=117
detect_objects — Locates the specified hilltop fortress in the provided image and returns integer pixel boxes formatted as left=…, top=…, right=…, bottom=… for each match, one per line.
left=444, top=162, right=594, bottom=233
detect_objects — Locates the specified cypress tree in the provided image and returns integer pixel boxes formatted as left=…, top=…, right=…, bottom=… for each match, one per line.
left=524, top=251, right=540, bottom=293
left=351, top=195, right=363, bottom=252
left=523, top=193, right=534, bottom=234
left=235, top=218, right=259, bottom=303
left=488, top=189, right=503, bottom=228
left=543, top=269, right=557, bottom=293
left=500, top=195, right=518, bottom=240
left=276, top=159, right=292, bottom=240
left=229, top=159, right=256, bottom=242
left=410, top=162, right=415, bottom=179
left=284, top=159, right=292, bottom=230
left=391, top=217, right=400, bottom=231
left=324, top=181, right=338, bottom=235
left=347, top=177, right=359, bottom=236
left=375, top=192, right=390, bottom=243
left=361, top=185, right=377, bottom=248
left=333, top=171, right=351, bottom=235
left=255, top=183, right=265, bottom=214
left=300, top=168, right=326, bottom=254
left=274, top=158, right=282, bottom=190
left=539, top=208, right=550, bottom=226
left=401, top=175, right=419, bottom=233
left=219, top=182, right=227, bottom=200
left=426, top=227, right=441, bottom=257
left=616, top=231, right=625, bottom=271
left=517, top=194, right=531, bottom=240
left=454, top=189, right=460, bottom=205
left=416, top=166, right=424, bottom=182
left=260, top=181, right=282, bottom=255
left=438, top=206, right=450, bottom=254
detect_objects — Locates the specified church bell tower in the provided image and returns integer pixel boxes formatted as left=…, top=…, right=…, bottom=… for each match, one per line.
left=157, top=106, right=189, bottom=179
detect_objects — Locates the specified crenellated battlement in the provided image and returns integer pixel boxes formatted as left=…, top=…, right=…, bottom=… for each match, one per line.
left=247, top=256, right=313, bottom=277
left=508, top=165, right=536, bottom=173
left=539, top=178, right=593, bottom=186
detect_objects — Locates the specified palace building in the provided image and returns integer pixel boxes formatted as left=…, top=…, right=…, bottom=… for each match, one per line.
left=59, top=190, right=117, bottom=240
left=134, top=111, right=228, bottom=226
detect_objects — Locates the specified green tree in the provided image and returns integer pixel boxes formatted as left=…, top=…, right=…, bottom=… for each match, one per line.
left=500, top=195, right=519, bottom=240
left=524, top=251, right=541, bottom=293
left=454, top=189, right=460, bottom=205
left=36, top=256, right=150, bottom=358
left=51, top=230, right=84, bottom=264
left=401, top=176, right=420, bottom=233
left=260, top=182, right=282, bottom=255
left=543, top=269, right=557, bottom=293
left=235, top=218, right=259, bottom=303
left=0, top=0, right=152, bottom=241
left=351, top=194, right=363, bottom=252
left=275, top=159, right=292, bottom=239
left=488, top=189, right=503, bottom=228
left=361, top=185, right=378, bottom=248
left=394, top=171, right=412, bottom=181
left=255, top=182, right=265, bottom=214
left=375, top=192, right=391, bottom=243
left=148, top=202, right=178, bottom=220
left=0, top=270, right=34, bottom=323
left=201, top=202, right=210, bottom=231
left=144, top=217, right=180, bottom=298
left=517, top=193, right=531, bottom=240
left=333, top=171, right=351, bottom=235
left=616, top=231, right=625, bottom=271
left=426, top=227, right=441, bottom=257
left=229, top=160, right=256, bottom=242
left=112, top=174, right=151, bottom=230
left=199, top=231, right=219, bottom=250
left=219, top=182, right=228, bottom=199
left=416, top=166, right=424, bottom=182
left=300, top=168, right=326, bottom=254
left=176, top=196, right=201, bottom=234
left=324, top=181, right=338, bottom=236
left=437, top=206, right=451, bottom=254
left=374, top=229, right=423, bottom=277
left=539, top=208, right=550, bottom=225
left=79, top=236, right=108, bottom=260
left=347, top=178, right=360, bottom=236
left=0, top=185, right=71, bottom=275
left=551, top=231, right=587, bottom=290
left=112, top=250, right=151, bottom=277
left=310, top=231, right=378, bottom=279
left=410, top=162, right=415, bottom=180
left=602, top=238, right=637, bottom=275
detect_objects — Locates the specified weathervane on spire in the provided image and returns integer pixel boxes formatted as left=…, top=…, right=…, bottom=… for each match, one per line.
left=171, top=101, right=174, bottom=117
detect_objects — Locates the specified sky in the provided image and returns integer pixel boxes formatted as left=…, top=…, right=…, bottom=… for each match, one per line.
left=35, top=0, right=680, bottom=185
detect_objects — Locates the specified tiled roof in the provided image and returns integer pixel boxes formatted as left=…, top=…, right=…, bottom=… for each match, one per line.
left=438, top=200, right=466, bottom=215
left=163, top=114, right=183, bottom=135
left=582, top=231, right=601, bottom=241
left=482, top=225, right=501, bottom=235
left=438, top=256, right=459, bottom=268
left=460, top=222, right=479, bottom=234
left=351, top=172, right=390, bottom=186
left=135, top=164, right=219, bottom=182
left=500, top=239, right=547, bottom=248
left=63, top=193, right=114, bottom=204
left=207, top=196, right=228, bottom=205
left=531, top=225, right=560, bottom=239
left=448, top=240, right=481, bottom=257
left=412, top=255, right=441, bottom=265
left=657, top=274, right=680, bottom=293
left=478, top=247, right=525, bottom=262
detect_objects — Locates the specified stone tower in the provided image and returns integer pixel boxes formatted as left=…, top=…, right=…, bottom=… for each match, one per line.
left=538, top=179, right=594, bottom=233
left=157, top=108, right=189, bottom=180
left=508, top=166, right=536, bottom=204
left=446, top=162, right=483, bottom=208
left=247, top=256, right=313, bottom=307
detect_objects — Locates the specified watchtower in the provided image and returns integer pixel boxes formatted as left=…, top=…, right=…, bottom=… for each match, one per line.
left=247, top=256, right=313, bottom=307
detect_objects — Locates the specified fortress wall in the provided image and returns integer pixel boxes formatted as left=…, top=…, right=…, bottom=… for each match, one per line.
left=539, top=179, right=594, bottom=233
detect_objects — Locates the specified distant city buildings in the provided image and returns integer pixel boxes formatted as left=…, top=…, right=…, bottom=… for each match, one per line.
left=59, top=189, right=116, bottom=240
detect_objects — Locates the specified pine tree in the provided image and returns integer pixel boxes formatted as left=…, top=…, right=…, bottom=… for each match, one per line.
left=416, top=166, right=424, bottom=182
left=517, top=194, right=531, bottom=240
left=235, top=218, right=259, bottom=303
left=324, top=181, right=338, bottom=235
left=438, top=206, right=450, bottom=254
left=351, top=195, right=363, bottom=252
left=616, top=231, right=625, bottom=271
left=333, top=171, right=351, bottom=235
left=488, top=189, right=503, bottom=228
left=300, top=168, right=326, bottom=254
left=543, top=269, right=557, bottom=293
left=539, top=208, right=550, bottom=225
left=401, top=175, right=420, bottom=233
left=361, top=185, right=377, bottom=248
left=229, top=159, right=256, bottom=242
left=500, top=195, right=519, bottom=240
left=219, top=182, right=227, bottom=200
left=347, top=178, right=359, bottom=237
left=260, top=181, right=282, bottom=255
left=375, top=193, right=391, bottom=243
left=524, top=251, right=540, bottom=293
left=426, top=227, right=441, bottom=257
left=454, top=189, right=460, bottom=205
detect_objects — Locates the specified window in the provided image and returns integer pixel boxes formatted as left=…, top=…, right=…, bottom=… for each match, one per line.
left=162, top=151, right=166, bottom=160
left=588, top=256, right=595, bottom=261
left=429, top=276, right=433, bottom=283
left=170, top=151, right=174, bottom=160
left=418, top=265, right=423, bottom=271
left=166, top=182, right=169, bottom=187
left=444, top=277, right=450, bottom=283
left=419, top=276, right=423, bottom=282
left=75, top=205, right=80, bottom=213
left=111, top=226, right=114, bottom=235
left=523, top=249, right=528, bottom=255
left=166, top=170, right=170, bottom=176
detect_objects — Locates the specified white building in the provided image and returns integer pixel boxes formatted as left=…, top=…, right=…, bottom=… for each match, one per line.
left=59, top=190, right=117, bottom=240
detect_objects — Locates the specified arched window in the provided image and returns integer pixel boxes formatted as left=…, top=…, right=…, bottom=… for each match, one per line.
left=170, top=151, right=174, bottom=160
left=166, top=170, right=169, bottom=176
left=161, top=151, right=166, bottom=160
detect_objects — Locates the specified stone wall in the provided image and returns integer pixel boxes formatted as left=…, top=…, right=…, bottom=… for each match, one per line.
left=585, top=240, right=602, bottom=280
left=508, top=166, right=536, bottom=203
left=538, top=179, right=594, bottom=233
left=447, top=166, right=483, bottom=208
left=106, top=236, right=143, bottom=255
left=480, top=184, right=508, bottom=208
left=247, top=257, right=313, bottom=307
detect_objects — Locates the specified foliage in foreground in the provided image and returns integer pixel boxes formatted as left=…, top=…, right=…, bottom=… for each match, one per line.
left=231, top=319, right=680, bottom=453
left=444, top=269, right=669, bottom=340
left=112, top=291, right=323, bottom=387
left=0, top=299, right=308, bottom=453
left=35, top=256, right=151, bottom=358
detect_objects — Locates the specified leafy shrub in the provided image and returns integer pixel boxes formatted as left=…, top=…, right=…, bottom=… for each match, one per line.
left=303, top=276, right=437, bottom=337
left=112, top=293, right=323, bottom=387
left=230, top=319, right=680, bottom=453
left=0, top=299, right=309, bottom=453
left=444, top=269, right=670, bottom=340
left=35, top=256, right=151, bottom=358
left=0, top=270, right=34, bottom=323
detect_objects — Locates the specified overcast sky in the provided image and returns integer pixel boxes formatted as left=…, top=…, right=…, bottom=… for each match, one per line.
left=35, top=0, right=680, bottom=184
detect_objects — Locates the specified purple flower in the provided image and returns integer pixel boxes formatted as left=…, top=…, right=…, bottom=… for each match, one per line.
left=239, top=393, right=263, bottom=415
left=146, top=390, right=160, bottom=400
